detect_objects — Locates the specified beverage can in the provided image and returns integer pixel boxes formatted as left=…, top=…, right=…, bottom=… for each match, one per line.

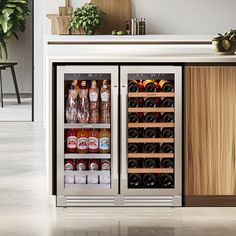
left=101, top=159, right=111, bottom=170
left=64, top=159, right=75, bottom=170
left=89, top=159, right=100, bottom=171
left=76, top=159, right=88, bottom=171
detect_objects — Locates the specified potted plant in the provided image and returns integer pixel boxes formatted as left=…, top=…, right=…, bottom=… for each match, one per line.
left=69, top=3, right=104, bottom=35
left=0, top=0, right=30, bottom=59
left=212, top=30, right=236, bottom=55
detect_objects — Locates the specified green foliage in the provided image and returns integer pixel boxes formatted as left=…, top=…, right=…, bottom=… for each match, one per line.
left=0, top=0, right=30, bottom=59
left=70, top=3, right=104, bottom=35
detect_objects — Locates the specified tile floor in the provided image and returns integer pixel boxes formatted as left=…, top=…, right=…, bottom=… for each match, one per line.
left=0, top=122, right=236, bottom=236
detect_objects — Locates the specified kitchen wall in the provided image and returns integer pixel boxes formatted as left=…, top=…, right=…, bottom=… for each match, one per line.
left=45, top=0, right=236, bottom=34
left=2, top=5, right=32, bottom=94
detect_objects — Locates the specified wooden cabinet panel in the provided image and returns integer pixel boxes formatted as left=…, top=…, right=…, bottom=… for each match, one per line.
left=184, top=66, right=236, bottom=196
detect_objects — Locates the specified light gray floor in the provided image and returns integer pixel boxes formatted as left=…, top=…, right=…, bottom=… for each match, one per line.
left=0, top=122, right=236, bottom=236
left=0, top=94, right=32, bottom=121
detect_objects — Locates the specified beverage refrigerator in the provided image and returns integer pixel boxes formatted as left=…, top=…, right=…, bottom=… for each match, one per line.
left=55, top=65, right=182, bottom=207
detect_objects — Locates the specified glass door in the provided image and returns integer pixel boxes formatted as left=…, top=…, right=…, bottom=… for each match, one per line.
left=57, top=66, right=119, bottom=197
left=120, top=66, right=182, bottom=201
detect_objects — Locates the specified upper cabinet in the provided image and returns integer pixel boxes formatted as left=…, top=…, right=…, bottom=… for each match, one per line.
left=184, top=66, right=236, bottom=197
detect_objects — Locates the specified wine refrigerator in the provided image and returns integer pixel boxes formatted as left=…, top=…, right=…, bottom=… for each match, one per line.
left=54, top=65, right=182, bottom=206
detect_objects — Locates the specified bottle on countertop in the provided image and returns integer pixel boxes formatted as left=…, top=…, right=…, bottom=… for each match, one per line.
left=131, top=18, right=138, bottom=35
left=138, top=18, right=146, bottom=35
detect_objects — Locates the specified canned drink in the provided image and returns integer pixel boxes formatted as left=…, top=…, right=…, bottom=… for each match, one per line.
left=64, top=159, right=75, bottom=170
left=89, top=159, right=100, bottom=171
left=101, top=159, right=111, bottom=170
left=76, top=159, right=88, bottom=171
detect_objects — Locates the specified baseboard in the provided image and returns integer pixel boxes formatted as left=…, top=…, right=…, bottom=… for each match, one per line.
left=184, top=196, right=236, bottom=207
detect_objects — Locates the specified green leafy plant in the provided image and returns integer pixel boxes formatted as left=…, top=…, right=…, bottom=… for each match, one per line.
left=0, top=0, right=30, bottom=59
left=70, top=3, right=104, bottom=35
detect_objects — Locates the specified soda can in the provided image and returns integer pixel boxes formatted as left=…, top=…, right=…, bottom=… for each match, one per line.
left=101, top=159, right=111, bottom=170
left=64, top=159, right=75, bottom=171
left=89, top=159, right=100, bottom=171
left=76, top=159, right=88, bottom=171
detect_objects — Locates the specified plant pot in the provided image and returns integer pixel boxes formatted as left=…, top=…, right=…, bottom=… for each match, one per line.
left=70, top=28, right=86, bottom=35
left=212, top=39, right=236, bottom=55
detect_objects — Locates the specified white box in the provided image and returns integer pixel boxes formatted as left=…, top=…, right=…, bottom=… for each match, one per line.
left=75, top=172, right=87, bottom=184
left=64, top=174, right=74, bottom=184
left=100, top=171, right=111, bottom=184
left=87, top=171, right=99, bottom=184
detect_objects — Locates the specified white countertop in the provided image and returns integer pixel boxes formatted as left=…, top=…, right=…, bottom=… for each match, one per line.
left=46, top=34, right=214, bottom=44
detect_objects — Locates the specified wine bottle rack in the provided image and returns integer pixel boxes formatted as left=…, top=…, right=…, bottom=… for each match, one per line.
left=128, top=123, right=174, bottom=128
left=128, top=92, right=175, bottom=98
left=128, top=168, right=174, bottom=174
left=128, top=108, right=175, bottom=113
left=128, top=138, right=174, bottom=143
left=127, top=77, right=176, bottom=190
left=128, top=153, right=174, bottom=158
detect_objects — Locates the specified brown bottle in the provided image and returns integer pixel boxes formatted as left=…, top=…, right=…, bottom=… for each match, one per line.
left=159, top=80, right=174, bottom=92
left=144, top=97, right=162, bottom=107
left=144, top=112, right=161, bottom=123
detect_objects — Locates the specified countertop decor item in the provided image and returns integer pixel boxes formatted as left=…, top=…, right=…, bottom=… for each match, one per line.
left=69, top=3, right=104, bottom=35
left=212, top=30, right=236, bottom=55
left=0, top=0, right=30, bottom=59
left=91, top=0, right=131, bottom=35
left=47, top=0, right=73, bottom=35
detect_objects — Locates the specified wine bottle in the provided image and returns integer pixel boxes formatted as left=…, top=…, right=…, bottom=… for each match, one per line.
left=162, top=113, right=174, bottom=123
left=128, top=97, right=144, bottom=108
left=143, top=80, right=160, bottom=92
left=128, top=159, right=139, bottom=168
left=143, top=143, right=156, bottom=153
left=143, top=174, right=157, bottom=187
left=128, top=80, right=139, bottom=92
left=128, top=174, right=142, bottom=188
left=159, top=80, right=174, bottom=92
left=128, top=143, right=139, bottom=153
left=159, top=174, right=174, bottom=188
left=161, top=143, right=174, bottom=153
left=144, top=97, right=161, bottom=108
left=144, top=112, right=161, bottom=123
left=143, top=158, right=156, bottom=168
left=144, top=128, right=160, bottom=138
left=162, top=97, right=174, bottom=107
left=160, top=158, right=174, bottom=168
left=128, top=113, right=144, bottom=123
left=128, top=128, right=140, bottom=138
left=162, top=128, right=174, bottom=138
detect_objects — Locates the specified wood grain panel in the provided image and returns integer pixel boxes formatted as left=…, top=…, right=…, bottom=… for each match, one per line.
left=184, top=66, right=236, bottom=196
left=128, top=168, right=174, bottom=174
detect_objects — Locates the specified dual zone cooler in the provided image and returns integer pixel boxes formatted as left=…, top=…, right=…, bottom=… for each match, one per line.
left=56, top=65, right=182, bottom=206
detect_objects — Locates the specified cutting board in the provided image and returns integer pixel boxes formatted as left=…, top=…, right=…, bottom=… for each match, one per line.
left=91, top=0, right=131, bottom=34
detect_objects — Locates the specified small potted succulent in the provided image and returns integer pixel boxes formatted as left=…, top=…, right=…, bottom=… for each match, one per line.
left=212, top=29, right=236, bottom=55
left=69, top=3, right=104, bottom=35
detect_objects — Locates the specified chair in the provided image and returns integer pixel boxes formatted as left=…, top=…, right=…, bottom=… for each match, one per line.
left=0, top=62, right=21, bottom=108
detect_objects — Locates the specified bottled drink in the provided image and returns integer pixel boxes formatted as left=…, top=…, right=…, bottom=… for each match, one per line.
left=89, top=159, right=100, bottom=170
left=65, top=83, right=79, bottom=123
left=128, top=128, right=140, bottom=138
left=143, top=80, right=160, bottom=92
left=100, top=80, right=111, bottom=123
left=76, top=159, right=88, bottom=170
left=128, top=97, right=144, bottom=108
left=159, top=174, right=174, bottom=188
left=162, top=113, right=174, bottom=123
left=78, top=81, right=89, bottom=123
left=160, top=158, right=174, bottom=168
left=144, top=112, right=161, bottom=123
left=88, top=129, right=99, bottom=153
left=77, top=129, right=89, bottom=153
left=162, top=128, right=174, bottom=138
left=128, top=143, right=139, bottom=153
left=161, top=143, right=174, bottom=153
left=128, top=80, right=139, bottom=92
left=144, top=128, right=160, bottom=138
left=64, top=159, right=75, bottom=171
left=159, top=80, right=174, bottom=92
left=143, top=143, right=156, bottom=153
left=143, top=174, right=157, bottom=187
left=99, top=129, right=111, bottom=153
left=128, top=174, right=142, bottom=188
left=162, top=97, right=174, bottom=107
left=128, top=112, right=144, bottom=123
left=101, top=159, right=111, bottom=170
left=143, top=158, right=156, bottom=168
left=66, top=129, right=77, bottom=153
left=144, top=97, right=161, bottom=107
left=128, top=159, right=139, bottom=168
left=89, top=80, right=99, bottom=123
